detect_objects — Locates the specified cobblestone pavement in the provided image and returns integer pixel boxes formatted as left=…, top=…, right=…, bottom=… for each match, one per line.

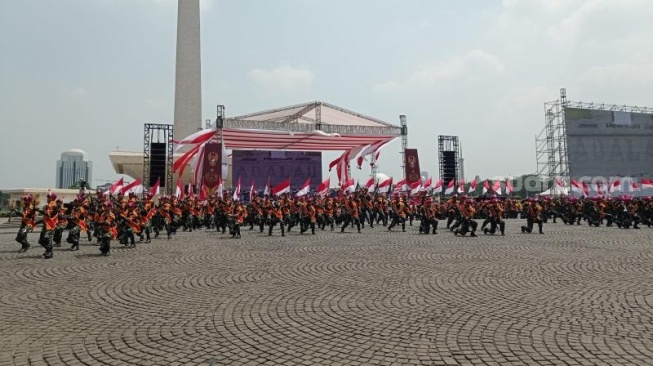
left=1, top=221, right=653, bottom=366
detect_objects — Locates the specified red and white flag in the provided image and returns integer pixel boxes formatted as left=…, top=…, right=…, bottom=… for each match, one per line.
left=198, top=184, right=207, bottom=200
left=445, top=180, right=456, bottom=195
left=457, top=179, right=465, bottom=194
left=316, top=178, right=330, bottom=197
left=571, top=180, right=586, bottom=195
left=149, top=178, right=160, bottom=196
left=609, top=179, right=621, bottom=193
left=468, top=179, right=477, bottom=194
left=109, top=177, right=124, bottom=195
left=493, top=180, right=502, bottom=195
left=372, top=150, right=381, bottom=167
left=272, top=179, right=291, bottom=196
left=642, top=178, right=653, bottom=189
left=365, top=177, right=376, bottom=191
left=175, top=180, right=184, bottom=199
left=377, top=177, right=393, bottom=194
left=394, top=178, right=407, bottom=192
left=217, top=176, right=223, bottom=198
left=505, top=179, right=514, bottom=194
left=121, top=179, right=143, bottom=195
left=432, top=179, right=443, bottom=193
left=341, top=178, right=355, bottom=194
left=233, top=177, right=241, bottom=201
left=482, top=180, right=490, bottom=195
left=249, top=178, right=256, bottom=202
left=630, top=181, right=641, bottom=192
left=188, top=184, right=194, bottom=198
left=582, top=181, right=590, bottom=196
left=422, top=177, right=433, bottom=191
left=263, top=177, right=270, bottom=196
left=121, top=178, right=141, bottom=194
left=409, top=181, right=421, bottom=195
left=296, top=178, right=311, bottom=197
left=555, top=178, right=565, bottom=188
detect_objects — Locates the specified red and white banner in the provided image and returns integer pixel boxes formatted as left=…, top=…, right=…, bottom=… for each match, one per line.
left=174, top=128, right=217, bottom=151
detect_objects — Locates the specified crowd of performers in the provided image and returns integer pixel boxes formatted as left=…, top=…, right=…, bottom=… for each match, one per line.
left=11, top=189, right=653, bottom=259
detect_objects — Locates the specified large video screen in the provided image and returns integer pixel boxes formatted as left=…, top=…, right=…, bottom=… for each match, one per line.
left=565, top=107, right=653, bottom=179
left=231, top=150, right=322, bottom=190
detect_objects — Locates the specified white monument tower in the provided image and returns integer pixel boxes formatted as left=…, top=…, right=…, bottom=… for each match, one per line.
left=173, top=0, right=202, bottom=140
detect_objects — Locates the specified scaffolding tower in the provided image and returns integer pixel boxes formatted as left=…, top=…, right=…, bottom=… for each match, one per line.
left=399, top=115, right=408, bottom=176
left=438, top=135, right=461, bottom=196
left=143, top=123, right=174, bottom=195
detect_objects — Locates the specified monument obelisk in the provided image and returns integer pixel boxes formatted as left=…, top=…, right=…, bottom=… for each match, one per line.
left=173, top=0, right=202, bottom=141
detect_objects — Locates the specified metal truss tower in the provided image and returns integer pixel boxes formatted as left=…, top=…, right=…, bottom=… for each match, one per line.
left=143, top=124, right=174, bottom=195
left=438, top=135, right=461, bottom=197
left=399, top=115, right=408, bottom=175
left=535, top=88, right=569, bottom=179
left=536, top=88, right=653, bottom=180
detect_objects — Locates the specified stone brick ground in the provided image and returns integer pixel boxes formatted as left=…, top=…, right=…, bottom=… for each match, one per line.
left=1, top=221, right=653, bottom=365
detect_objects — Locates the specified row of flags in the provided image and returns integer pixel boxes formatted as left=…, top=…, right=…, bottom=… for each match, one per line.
left=105, top=176, right=653, bottom=200
left=565, top=178, right=653, bottom=196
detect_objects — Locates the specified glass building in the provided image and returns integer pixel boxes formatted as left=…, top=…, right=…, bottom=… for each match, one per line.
left=56, top=149, right=92, bottom=189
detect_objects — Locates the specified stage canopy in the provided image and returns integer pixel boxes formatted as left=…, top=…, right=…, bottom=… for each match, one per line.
left=220, top=101, right=402, bottom=151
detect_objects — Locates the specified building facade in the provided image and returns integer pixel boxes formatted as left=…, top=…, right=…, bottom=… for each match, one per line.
left=56, top=149, right=93, bottom=189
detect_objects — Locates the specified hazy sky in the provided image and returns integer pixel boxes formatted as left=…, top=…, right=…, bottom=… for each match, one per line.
left=2, top=0, right=652, bottom=188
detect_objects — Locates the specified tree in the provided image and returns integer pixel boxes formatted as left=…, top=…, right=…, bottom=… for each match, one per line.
left=0, top=190, right=9, bottom=209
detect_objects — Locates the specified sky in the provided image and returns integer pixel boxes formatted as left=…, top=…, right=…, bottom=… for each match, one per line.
left=1, top=0, right=653, bottom=188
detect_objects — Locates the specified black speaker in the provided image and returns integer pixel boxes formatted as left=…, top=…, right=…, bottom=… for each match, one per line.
left=442, top=151, right=457, bottom=184
left=150, top=143, right=167, bottom=187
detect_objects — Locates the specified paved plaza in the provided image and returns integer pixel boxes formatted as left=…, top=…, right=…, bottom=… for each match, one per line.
left=1, top=221, right=653, bottom=366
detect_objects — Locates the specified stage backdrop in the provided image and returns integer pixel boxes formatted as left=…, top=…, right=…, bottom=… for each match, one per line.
left=565, top=108, right=653, bottom=179
left=231, top=150, right=322, bottom=190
